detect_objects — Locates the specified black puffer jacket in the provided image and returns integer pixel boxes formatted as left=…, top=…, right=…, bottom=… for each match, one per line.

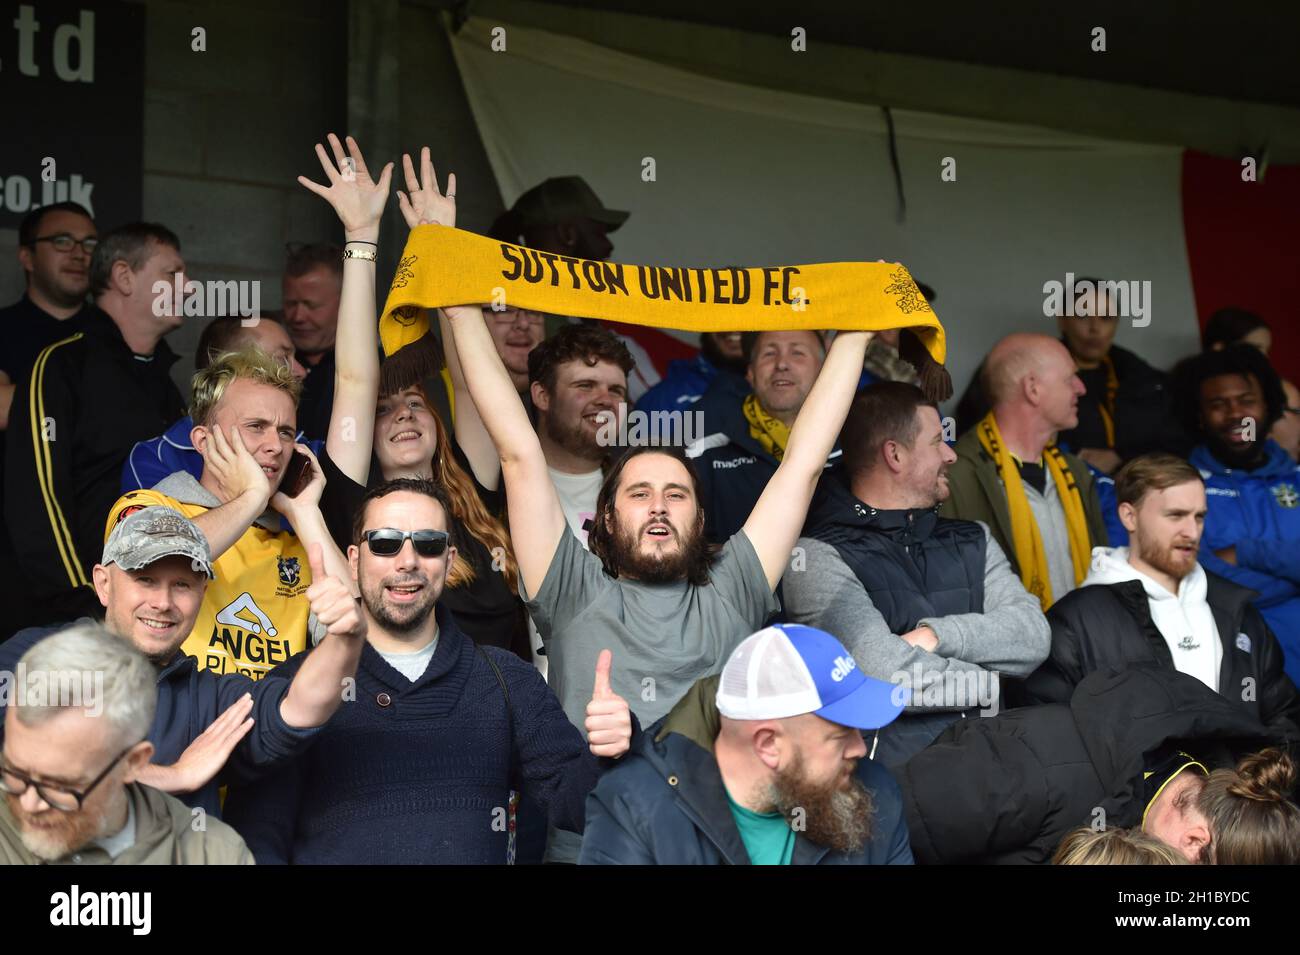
left=897, top=667, right=1286, bottom=864
left=1028, top=574, right=1300, bottom=736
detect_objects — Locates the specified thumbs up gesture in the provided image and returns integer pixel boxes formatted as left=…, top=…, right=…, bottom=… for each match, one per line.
left=585, top=649, right=632, bottom=759
left=305, top=542, right=366, bottom=643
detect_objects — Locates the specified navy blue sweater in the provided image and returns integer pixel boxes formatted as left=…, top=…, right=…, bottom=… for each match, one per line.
left=222, top=603, right=605, bottom=864
left=0, top=620, right=319, bottom=817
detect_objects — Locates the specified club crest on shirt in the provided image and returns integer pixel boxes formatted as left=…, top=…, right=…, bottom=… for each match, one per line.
left=278, top=556, right=301, bottom=586
left=1271, top=483, right=1299, bottom=509
left=1236, top=632, right=1252, bottom=654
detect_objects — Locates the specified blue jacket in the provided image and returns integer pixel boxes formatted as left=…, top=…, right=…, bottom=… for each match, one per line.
left=635, top=355, right=730, bottom=416
left=686, top=377, right=848, bottom=545
left=0, top=621, right=319, bottom=817
left=222, top=603, right=614, bottom=864
left=122, top=416, right=323, bottom=494
left=1192, top=440, right=1300, bottom=684
left=580, top=675, right=913, bottom=865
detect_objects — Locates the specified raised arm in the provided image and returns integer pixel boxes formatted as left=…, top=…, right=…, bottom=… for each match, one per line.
left=296, top=133, right=393, bottom=485
left=443, top=303, right=566, bottom=593
left=742, top=330, right=872, bottom=589
left=395, top=147, right=500, bottom=493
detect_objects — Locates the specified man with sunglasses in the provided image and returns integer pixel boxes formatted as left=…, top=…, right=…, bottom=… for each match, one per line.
left=4, top=221, right=189, bottom=635
left=1, top=623, right=254, bottom=864
left=1, top=504, right=367, bottom=819
left=223, top=477, right=634, bottom=864
left=0, top=202, right=97, bottom=636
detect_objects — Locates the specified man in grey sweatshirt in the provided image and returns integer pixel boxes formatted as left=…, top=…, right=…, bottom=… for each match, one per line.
left=784, top=382, right=1050, bottom=767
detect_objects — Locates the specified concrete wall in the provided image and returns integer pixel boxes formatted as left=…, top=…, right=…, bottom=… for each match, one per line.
left=1, top=0, right=349, bottom=393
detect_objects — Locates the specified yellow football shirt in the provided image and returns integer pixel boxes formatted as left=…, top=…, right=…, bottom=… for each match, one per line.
left=105, top=489, right=313, bottom=679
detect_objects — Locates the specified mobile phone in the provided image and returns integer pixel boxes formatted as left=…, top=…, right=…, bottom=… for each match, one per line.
left=280, top=450, right=314, bottom=497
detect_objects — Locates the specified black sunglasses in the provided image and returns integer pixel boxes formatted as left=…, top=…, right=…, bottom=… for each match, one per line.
left=363, top=528, right=449, bottom=558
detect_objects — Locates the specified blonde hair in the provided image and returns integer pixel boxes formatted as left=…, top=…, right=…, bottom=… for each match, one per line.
left=1053, top=826, right=1188, bottom=865
left=1197, top=748, right=1300, bottom=864
left=190, top=346, right=302, bottom=427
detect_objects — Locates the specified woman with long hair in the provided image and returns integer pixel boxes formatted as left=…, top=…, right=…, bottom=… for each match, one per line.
left=298, top=133, right=526, bottom=656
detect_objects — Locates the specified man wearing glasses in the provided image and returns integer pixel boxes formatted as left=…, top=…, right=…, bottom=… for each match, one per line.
left=4, top=222, right=190, bottom=634
left=0, top=505, right=368, bottom=819
left=0, top=202, right=96, bottom=636
left=223, top=477, right=634, bottom=863
left=0, top=623, right=255, bottom=865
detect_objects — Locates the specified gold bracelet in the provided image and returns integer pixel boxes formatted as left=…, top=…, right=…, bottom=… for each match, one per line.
left=342, top=247, right=377, bottom=262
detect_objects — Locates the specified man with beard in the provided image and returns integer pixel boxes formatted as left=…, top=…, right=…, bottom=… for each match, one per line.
left=687, top=329, right=831, bottom=543
left=0, top=506, right=368, bottom=818
left=528, top=322, right=635, bottom=548
left=1173, top=345, right=1300, bottom=684
left=448, top=288, right=871, bottom=862
left=579, top=624, right=911, bottom=864
left=785, top=382, right=1050, bottom=766
left=1026, top=453, right=1300, bottom=731
left=0, top=624, right=254, bottom=865
left=222, top=478, right=634, bottom=863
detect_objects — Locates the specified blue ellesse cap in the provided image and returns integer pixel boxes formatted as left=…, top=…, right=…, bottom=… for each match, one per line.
left=715, top=624, right=907, bottom=730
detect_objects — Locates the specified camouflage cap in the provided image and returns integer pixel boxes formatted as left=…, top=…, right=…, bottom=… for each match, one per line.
left=102, top=505, right=215, bottom=580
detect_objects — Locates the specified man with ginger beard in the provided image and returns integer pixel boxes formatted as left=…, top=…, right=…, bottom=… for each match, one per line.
left=1025, top=453, right=1300, bottom=735
left=580, top=624, right=912, bottom=864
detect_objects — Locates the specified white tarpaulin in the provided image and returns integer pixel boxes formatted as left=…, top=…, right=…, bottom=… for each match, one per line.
left=448, top=16, right=1199, bottom=401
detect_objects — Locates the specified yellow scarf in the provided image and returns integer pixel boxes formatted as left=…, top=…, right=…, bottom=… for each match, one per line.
left=378, top=225, right=950, bottom=399
left=742, top=394, right=791, bottom=461
left=976, top=411, right=1091, bottom=610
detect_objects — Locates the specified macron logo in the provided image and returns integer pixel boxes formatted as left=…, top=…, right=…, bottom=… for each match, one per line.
left=830, top=655, right=856, bottom=682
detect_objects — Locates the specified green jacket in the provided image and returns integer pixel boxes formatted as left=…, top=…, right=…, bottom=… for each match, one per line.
left=939, top=428, right=1108, bottom=580
left=0, top=782, right=254, bottom=865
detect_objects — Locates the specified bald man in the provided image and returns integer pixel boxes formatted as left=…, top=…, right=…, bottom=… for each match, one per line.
left=941, top=334, right=1108, bottom=610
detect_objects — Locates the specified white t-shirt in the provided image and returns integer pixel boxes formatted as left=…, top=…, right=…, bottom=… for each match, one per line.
left=377, top=634, right=439, bottom=683
left=548, top=467, right=603, bottom=547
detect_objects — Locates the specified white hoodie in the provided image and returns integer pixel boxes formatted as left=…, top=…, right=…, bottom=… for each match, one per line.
left=1083, top=547, right=1223, bottom=692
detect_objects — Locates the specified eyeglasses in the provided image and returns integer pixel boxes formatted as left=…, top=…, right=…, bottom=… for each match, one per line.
left=32, top=234, right=99, bottom=255
left=363, top=528, right=449, bottom=557
left=489, top=308, right=546, bottom=325
left=0, top=745, right=137, bottom=812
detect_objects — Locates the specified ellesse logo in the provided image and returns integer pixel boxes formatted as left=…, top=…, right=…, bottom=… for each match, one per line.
left=830, top=655, right=856, bottom=682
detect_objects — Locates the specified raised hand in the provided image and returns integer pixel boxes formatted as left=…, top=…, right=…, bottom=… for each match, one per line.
left=305, top=542, right=366, bottom=643
left=585, top=649, right=633, bottom=759
left=297, top=132, right=393, bottom=241
left=136, top=693, right=255, bottom=795
left=201, top=424, right=272, bottom=512
left=396, top=146, right=457, bottom=230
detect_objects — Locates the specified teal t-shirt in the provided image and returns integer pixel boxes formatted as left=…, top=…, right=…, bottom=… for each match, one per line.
left=726, top=790, right=795, bottom=865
